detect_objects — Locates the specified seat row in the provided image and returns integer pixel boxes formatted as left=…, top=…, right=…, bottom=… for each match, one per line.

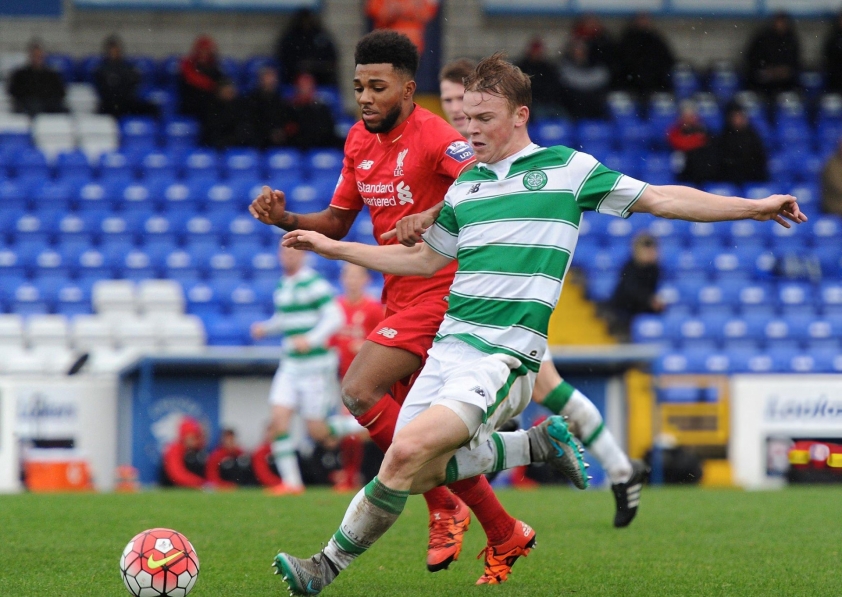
left=654, top=348, right=842, bottom=375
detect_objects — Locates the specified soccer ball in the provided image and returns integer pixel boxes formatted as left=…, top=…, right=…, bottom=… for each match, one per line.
left=119, top=528, right=200, bottom=597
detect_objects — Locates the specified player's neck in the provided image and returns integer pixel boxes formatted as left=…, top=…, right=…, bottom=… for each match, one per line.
left=344, top=292, right=365, bottom=304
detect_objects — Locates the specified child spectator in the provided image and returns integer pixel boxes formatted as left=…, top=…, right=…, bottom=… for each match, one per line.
left=160, top=417, right=208, bottom=489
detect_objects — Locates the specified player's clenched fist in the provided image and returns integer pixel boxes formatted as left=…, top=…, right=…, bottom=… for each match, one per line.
left=249, top=185, right=287, bottom=225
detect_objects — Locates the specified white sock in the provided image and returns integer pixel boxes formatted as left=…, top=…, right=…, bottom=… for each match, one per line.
left=271, top=434, right=303, bottom=488
left=323, top=477, right=408, bottom=572
left=562, top=391, right=632, bottom=484
left=327, top=414, right=364, bottom=439
left=445, top=431, right=531, bottom=483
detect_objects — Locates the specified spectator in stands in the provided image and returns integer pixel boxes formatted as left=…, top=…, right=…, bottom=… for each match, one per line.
left=558, top=39, right=610, bottom=120
left=821, top=137, right=842, bottom=217
left=668, top=100, right=717, bottom=185
left=179, top=35, right=224, bottom=121
left=571, top=13, right=617, bottom=78
left=160, top=417, right=208, bottom=489
left=246, top=66, right=296, bottom=149
left=276, top=9, right=338, bottom=86
left=94, top=35, right=158, bottom=118
left=205, top=428, right=252, bottom=488
left=823, top=10, right=842, bottom=94
left=7, top=40, right=66, bottom=116
left=365, top=0, right=439, bottom=53
left=746, top=12, right=801, bottom=97
left=288, top=73, right=342, bottom=150
left=716, top=101, right=769, bottom=185
left=617, top=13, right=675, bottom=97
left=516, top=38, right=561, bottom=119
left=202, top=79, right=256, bottom=150
left=606, top=232, right=663, bottom=339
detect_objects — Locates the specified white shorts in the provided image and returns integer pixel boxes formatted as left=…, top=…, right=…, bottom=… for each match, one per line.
left=269, top=354, right=340, bottom=421
left=396, top=340, right=537, bottom=449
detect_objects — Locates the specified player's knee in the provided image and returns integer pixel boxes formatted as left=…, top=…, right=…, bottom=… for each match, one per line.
left=383, top=435, right=427, bottom=476
left=340, top=375, right=378, bottom=416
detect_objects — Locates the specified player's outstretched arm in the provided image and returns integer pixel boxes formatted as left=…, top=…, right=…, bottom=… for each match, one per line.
left=630, top=185, right=807, bottom=227
left=282, top=230, right=453, bottom=277
left=381, top=200, right=445, bottom=247
left=248, top=185, right=358, bottom=240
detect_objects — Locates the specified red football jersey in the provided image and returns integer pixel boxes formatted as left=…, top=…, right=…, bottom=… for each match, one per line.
left=331, top=105, right=475, bottom=311
left=331, top=295, right=385, bottom=378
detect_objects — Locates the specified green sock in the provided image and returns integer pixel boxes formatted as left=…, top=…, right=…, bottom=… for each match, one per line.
left=542, top=381, right=576, bottom=414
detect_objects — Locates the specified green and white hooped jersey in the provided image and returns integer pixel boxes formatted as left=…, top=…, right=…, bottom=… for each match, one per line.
left=273, top=266, right=336, bottom=360
left=423, top=144, right=647, bottom=372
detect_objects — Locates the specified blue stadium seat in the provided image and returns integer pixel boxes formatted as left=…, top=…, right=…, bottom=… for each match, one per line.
left=585, top=273, right=616, bottom=303
left=0, top=244, right=25, bottom=278
left=98, top=150, right=136, bottom=178
left=10, top=281, right=50, bottom=315
left=743, top=183, right=778, bottom=200
left=11, top=147, right=49, bottom=180
left=615, top=123, right=652, bottom=154
left=533, top=120, right=576, bottom=148
left=139, top=150, right=177, bottom=179
left=120, top=117, right=159, bottom=149
left=776, top=282, right=815, bottom=316
left=265, top=148, right=303, bottom=177
left=578, top=120, right=614, bottom=147
left=727, top=350, right=775, bottom=373
left=819, top=282, right=842, bottom=317
left=74, top=247, right=110, bottom=278
left=138, top=213, right=179, bottom=245
left=34, top=180, right=75, bottom=212
left=736, top=282, right=774, bottom=316
left=224, top=148, right=262, bottom=180
left=630, top=315, right=664, bottom=343
left=670, top=316, right=718, bottom=351
left=116, top=248, right=157, bottom=280
left=204, top=314, right=248, bottom=345
left=162, top=117, right=200, bottom=150
left=117, top=181, right=152, bottom=209
left=55, top=150, right=92, bottom=181
left=653, top=352, right=691, bottom=374
left=286, top=180, right=333, bottom=213
left=638, top=153, right=674, bottom=184
left=814, top=244, right=842, bottom=278
left=162, top=248, right=200, bottom=284
left=48, top=278, right=92, bottom=316
left=183, top=148, right=219, bottom=177
left=185, top=281, right=223, bottom=318
left=158, top=181, right=197, bottom=210
left=306, top=149, right=343, bottom=177
left=12, top=211, right=61, bottom=245
left=809, top=215, right=841, bottom=246
left=227, top=213, right=271, bottom=244
left=767, top=348, right=821, bottom=373
left=710, top=67, right=740, bottom=103
left=0, top=180, right=30, bottom=212
left=760, top=318, right=797, bottom=350
left=803, top=318, right=841, bottom=351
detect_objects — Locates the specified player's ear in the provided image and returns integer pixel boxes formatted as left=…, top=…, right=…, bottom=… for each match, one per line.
left=513, top=105, right=529, bottom=128
left=404, top=79, right=416, bottom=100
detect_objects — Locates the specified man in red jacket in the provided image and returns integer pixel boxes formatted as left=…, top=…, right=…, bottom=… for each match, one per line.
left=161, top=417, right=208, bottom=489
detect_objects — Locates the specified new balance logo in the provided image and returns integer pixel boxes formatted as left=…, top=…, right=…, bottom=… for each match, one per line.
left=468, top=183, right=481, bottom=194
left=357, top=160, right=374, bottom=170
left=394, top=148, right=408, bottom=176
left=376, top=327, right=398, bottom=339
left=469, top=386, right=487, bottom=398
left=396, top=181, right=413, bottom=205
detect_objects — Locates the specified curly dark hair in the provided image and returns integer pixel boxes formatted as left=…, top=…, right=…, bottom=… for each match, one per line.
left=354, top=30, right=419, bottom=78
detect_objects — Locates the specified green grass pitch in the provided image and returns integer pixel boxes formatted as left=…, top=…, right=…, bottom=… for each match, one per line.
left=1, top=486, right=839, bottom=596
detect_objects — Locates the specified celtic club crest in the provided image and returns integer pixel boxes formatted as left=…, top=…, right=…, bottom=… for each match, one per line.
left=523, top=170, right=548, bottom=191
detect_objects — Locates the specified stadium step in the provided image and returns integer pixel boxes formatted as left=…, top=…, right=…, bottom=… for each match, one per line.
left=548, top=278, right=615, bottom=345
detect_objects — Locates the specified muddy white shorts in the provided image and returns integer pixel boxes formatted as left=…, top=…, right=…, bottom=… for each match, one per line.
left=396, top=339, right=537, bottom=448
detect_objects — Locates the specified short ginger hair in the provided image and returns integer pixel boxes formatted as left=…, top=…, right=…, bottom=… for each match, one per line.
left=462, top=52, right=532, bottom=114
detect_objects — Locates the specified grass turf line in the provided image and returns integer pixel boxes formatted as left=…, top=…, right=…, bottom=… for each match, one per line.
left=0, top=486, right=839, bottom=596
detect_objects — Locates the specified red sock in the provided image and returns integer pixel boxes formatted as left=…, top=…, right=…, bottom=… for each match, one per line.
left=422, top=485, right=457, bottom=512
left=339, top=436, right=363, bottom=485
left=449, top=476, right=516, bottom=545
left=355, top=395, right=400, bottom=453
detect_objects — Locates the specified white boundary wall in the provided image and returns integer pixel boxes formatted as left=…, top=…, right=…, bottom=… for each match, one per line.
left=0, top=375, right=119, bottom=492
left=730, top=375, right=842, bottom=490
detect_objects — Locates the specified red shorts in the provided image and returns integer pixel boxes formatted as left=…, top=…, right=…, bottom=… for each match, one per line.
left=366, top=295, right=449, bottom=405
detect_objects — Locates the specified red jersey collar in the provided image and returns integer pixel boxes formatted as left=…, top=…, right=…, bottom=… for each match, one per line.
left=375, top=104, right=416, bottom=145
